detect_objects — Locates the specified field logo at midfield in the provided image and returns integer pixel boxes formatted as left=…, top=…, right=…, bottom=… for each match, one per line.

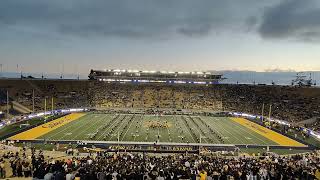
left=231, top=118, right=306, bottom=147
left=9, top=113, right=85, bottom=140
left=143, top=120, right=172, bottom=128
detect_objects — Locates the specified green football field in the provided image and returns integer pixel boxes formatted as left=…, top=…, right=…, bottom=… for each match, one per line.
left=38, top=113, right=277, bottom=145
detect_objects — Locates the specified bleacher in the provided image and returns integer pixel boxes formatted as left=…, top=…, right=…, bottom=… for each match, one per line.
left=0, top=78, right=319, bottom=123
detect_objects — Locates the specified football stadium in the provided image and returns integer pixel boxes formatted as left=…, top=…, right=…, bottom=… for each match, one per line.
left=2, top=0, right=320, bottom=178
left=0, top=69, right=320, bottom=179
left=1, top=69, right=319, bottom=152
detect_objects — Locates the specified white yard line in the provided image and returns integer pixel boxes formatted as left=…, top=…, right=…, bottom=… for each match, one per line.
left=121, top=115, right=138, bottom=141
left=211, top=117, right=245, bottom=144
left=96, top=115, right=125, bottom=141
left=227, top=119, right=271, bottom=145
left=187, top=116, right=209, bottom=143
left=70, top=115, right=107, bottom=140
left=175, top=115, right=187, bottom=143
left=220, top=117, right=263, bottom=144
left=44, top=115, right=90, bottom=140
left=165, top=117, right=172, bottom=142
left=81, top=114, right=116, bottom=140
left=179, top=116, right=198, bottom=143
left=107, top=115, right=131, bottom=141
left=195, top=116, right=221, bottom=143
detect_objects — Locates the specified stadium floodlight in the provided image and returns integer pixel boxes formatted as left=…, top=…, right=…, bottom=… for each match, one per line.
left=175, top=80, right=186, bottom=84
left=194, top=81, right=206, bottom=84
left=155, top=80, right=166, bottom=83
left=127, top=69, right=138, bottom=73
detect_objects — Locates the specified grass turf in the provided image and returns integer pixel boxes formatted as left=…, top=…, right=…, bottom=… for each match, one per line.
left=38, top=113, right=278, bottom=145
left=0, top=115, right=60, bottom=139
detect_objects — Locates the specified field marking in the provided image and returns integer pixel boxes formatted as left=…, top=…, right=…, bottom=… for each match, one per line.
left=81, top=114, right=117, bottom=140
left=109, top=114, right=132, bottom=141
left=58, top=114, right=101, bottom=140
left=164, top=116, right=173, bottom=142
left=133, top=115, right=145, bottom=142
left=125, top=115, right=142, bottom=142
left=225, top=118, right=271, bottom=145
left=218, top=117, right=263, bottom=145
left=61, top=114, right=106, bottom=140
left=177, top=116, right=193, bottom=142
left=42, top=114, right=92, bottom=140
left=121, top=115, right=138, bottom=141
left=90, top=114, right=119, bottom=141
left=179, top=116, right=198, bottom=143
left=201, top=117, right=232, bottom=144
left=216, top=118, right=246, bottom=144
left=231, top=118, right=306, bottom=147
left=191, top=116, right=212, bottom=143
left=95, top=114, right=121, bottom=141
left=176, top=116, right=193, bottom=143
left=143, top=115, right=150, bottom=142
left=44, top=113, right=112, bottom=140
left=107, top=115, right=131, bottom=141
left=9, top=113, right=85, bottom=140
left=71, top=114, right=109, bottom=140
left=215, top=116, right=270, bottom=145
left=195, top=116, right=224, bottom=144
left=96, top=115, right=125, bottom=141
left=208, top=117, right=245, bottom=144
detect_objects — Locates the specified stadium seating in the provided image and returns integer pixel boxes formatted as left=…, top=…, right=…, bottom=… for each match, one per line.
left=0, top=79, right=319, bottom=123
left=1, top=147, right=320, bottom=179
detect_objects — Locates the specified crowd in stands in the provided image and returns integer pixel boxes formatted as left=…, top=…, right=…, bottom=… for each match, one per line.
left=89, top=82, right=223, bottom=110
left=1, top=79, right=319, bottom=124
left=0, top=80, right=88, bottom=115
left=1, top=145, right=320, bottom=180
left=89, top=82, right=319, bottom=123
left=223, top=85, right=320, bottom=123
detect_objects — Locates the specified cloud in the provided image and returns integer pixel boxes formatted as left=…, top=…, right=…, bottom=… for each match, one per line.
left=258, top=0, right=320, bottom=42
left=0, top=0, right=268, bottom=39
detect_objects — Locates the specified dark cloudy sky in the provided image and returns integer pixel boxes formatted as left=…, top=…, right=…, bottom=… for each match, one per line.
left=0, top=0, right=320, bottom=75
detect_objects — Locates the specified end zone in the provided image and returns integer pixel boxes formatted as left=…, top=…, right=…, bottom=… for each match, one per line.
left=8, top=113, right=85, bottom=140
left=231, top=118, right=306, bottom=147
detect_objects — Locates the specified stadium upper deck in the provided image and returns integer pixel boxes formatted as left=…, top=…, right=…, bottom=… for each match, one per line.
left=88, top=69, right=224, bottom=84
